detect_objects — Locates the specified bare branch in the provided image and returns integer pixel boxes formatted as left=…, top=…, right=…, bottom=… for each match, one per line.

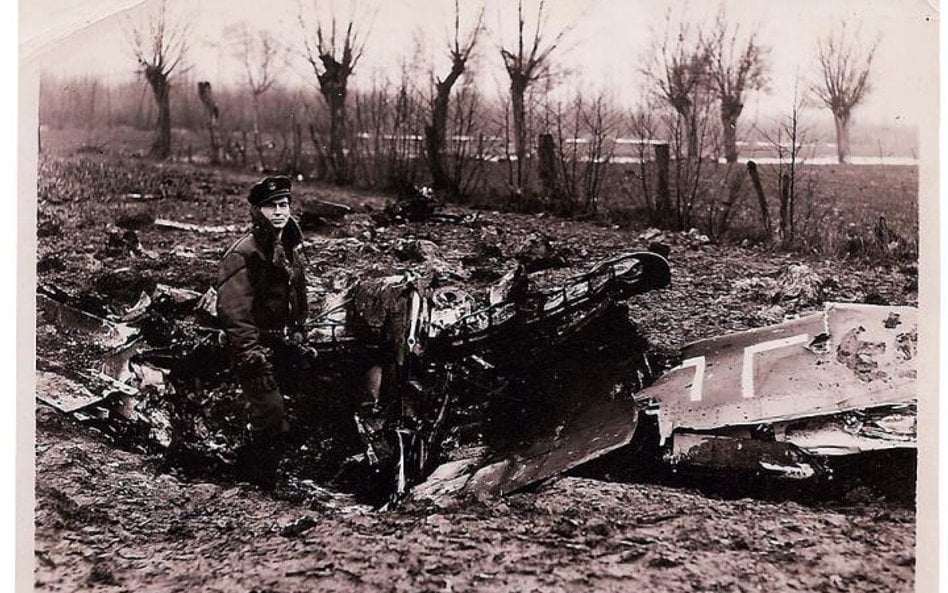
left=812, top=21, right=879, bottom=119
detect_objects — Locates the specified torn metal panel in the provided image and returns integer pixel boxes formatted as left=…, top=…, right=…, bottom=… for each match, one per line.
left=37, top=294, right=139, bottom=350
left=131, top=362, right=168, bottom=393
left=79, top=369, right=139, bottom=396
left=778, top=405, right=917, bottom=456
left=154, top=284, right=203, bottom=305
left=36, top=357, right=139, bottom=412
left=38, top=293, right=143, bottom=383
left=638, top=303, right=917, bottom=443
left=100, top=338, right=144, bottom=383
left=413, top=400, right=639, bottom=501
left=36, top=370, right=100, bottom=412
left=121, top=292, right=152, bottom=322
left=668, top=432, right=817, bottom=479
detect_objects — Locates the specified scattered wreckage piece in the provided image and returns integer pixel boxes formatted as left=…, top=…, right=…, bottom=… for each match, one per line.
left=377, top=185, right=479, bottom=225
left=36, top=358, right=139, bottom=413
left=36, top=369, right=101, bottom=413
left=35, top=294, right=145, bottom=412
left=35, top=282, right=209, bottom=415
left=153, top=218, right=245, bottom=234
left=298, top=198, right=353, bottom=231
left=637, top=302, right=917, bottom=478
left=412, top=399, right=641, bottom=501
left=427, top=251, right=671, bottom=355
left=36, top=293, right=139, bottom=351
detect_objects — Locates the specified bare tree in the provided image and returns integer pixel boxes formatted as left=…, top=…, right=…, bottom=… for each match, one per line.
left=446, top=84, right=492, bottom=199
left=128, top=0, right=189, bottom=160
left=643, top=17, right=709, bottom=159
left=813, top=23, right=878, bottom=164
left=299, top=5, right=370, bottom=185
left=499, top=0, right=570, bottom=197
left=625, top=107, right=662, bottom=220
left=542, top=91, right=618, bottom=215
left=705, top=10, right=768, bottom=163
left=235, top=25, right=283, bottom=171
left=425, top=1, right=484, bottom=198
left=759, top=85, right=815, bottom=245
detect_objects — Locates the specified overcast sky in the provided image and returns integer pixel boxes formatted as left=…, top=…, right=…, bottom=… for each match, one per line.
left=27, top=0, right=937, bottom=129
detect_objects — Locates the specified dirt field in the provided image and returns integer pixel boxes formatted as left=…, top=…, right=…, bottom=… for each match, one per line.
left=32, top=136, right=919, bottom=592
left=34, top=410, right=916, bottom=593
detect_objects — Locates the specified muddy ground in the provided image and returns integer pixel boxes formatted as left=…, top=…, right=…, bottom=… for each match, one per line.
left=33, top=149, right=918, bottom=592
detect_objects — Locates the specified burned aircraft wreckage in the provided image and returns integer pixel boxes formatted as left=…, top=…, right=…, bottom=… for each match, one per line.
left=35, top=234, right=918, bottom=504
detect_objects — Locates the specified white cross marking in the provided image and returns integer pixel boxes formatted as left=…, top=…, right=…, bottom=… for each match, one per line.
left=741, top=333, right=810, bottom=399
left=676, top=356, right=707, bottom=402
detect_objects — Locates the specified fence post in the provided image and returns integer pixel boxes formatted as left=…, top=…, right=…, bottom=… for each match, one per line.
left=654, top=143, right=670, bottom=217
left=537, top=133, right=558, bottom=200
left=780, top=172, right=792, bottom=243
left=746, top=160, right=771, bottom=240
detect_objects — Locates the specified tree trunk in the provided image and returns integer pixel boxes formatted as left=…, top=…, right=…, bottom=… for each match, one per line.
left=425, top=74, right=460, bottom=196
left=687, top=117, right=699, bottom=160
left=720, top=99, right=742, bottom=164
left=675, top=106, right=699, bottom=160
left=308, top=123, right=329, bottom=181
left=322, top=88, right=350, bottom=185
left=251, top=93, right=267, bottom=171
left=424, top=125, right=446, bottom=190
left=424, top=83, right=450, bottom=191
left=425, top=91, right=455, bottom=193
left=105, top=84, right=112, bottom=128
left=197, top=81, right=223, bottom=165
left=510, top=77, right=529, bottom=194
left=292, top=123, right=303, bottom=174
left=833, top=112, right=851, bottom=164
left=145, top=67, right=172, bottom=160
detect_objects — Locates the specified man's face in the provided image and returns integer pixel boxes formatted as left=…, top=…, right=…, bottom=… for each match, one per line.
left=260, top=197, right=291, bottom=229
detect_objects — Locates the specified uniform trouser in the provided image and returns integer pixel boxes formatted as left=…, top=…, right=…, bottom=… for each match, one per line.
left=240, top=376, right=289, bottom=435
left=236, top=338, right=297, bottom=436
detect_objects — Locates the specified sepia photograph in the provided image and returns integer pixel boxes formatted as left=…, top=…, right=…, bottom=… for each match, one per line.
left=21, top=0, right=936, bottom=590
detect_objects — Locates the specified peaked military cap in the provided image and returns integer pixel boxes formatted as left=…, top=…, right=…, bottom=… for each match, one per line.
left=249, top=176, right=292, bottom=207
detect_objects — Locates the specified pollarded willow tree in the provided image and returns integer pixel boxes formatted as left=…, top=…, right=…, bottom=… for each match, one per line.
left=425, top=1, right=484, bottom=198
left=813, top=23, right=879, bottom=164
left=299, top=5, right=370, bottom=185
left=499, top=0, right=571, bottom=197
left=704, top=11, right=768, bottom=163
left=128, top=0, right=189, bottom=160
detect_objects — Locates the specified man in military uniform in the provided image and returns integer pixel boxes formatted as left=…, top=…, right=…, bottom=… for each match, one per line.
left=216, top=175, right=308, bottom=483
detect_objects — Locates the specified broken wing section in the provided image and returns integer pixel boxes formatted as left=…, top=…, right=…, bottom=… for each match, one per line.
left=639, top=303, right=917, bottom=474
left=413, top=399, right=640, bottom=501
